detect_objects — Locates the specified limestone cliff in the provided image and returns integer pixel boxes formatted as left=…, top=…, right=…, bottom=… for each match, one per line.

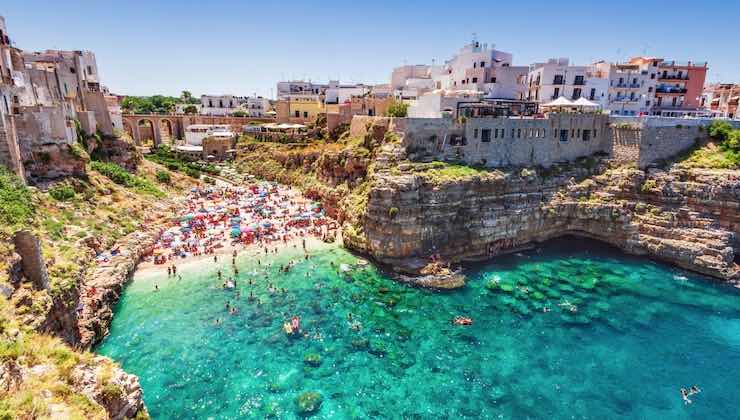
left=355, top=162, right=739, bottom=286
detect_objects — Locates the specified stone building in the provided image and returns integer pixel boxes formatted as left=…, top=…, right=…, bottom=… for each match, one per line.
left=202, top=132, right=236, bottom=160
left=0, top=15, right=118, bottom=181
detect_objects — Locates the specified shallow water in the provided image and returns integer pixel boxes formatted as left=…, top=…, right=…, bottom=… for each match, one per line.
left=97, top=238, right=740, bottom=419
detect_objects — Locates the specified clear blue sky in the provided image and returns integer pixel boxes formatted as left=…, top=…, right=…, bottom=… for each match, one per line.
left=3, top=0, right=738, bottom=98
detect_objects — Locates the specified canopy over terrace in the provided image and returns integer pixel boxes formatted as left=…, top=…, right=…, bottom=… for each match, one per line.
left=244, top=122, right=310, bottom=141
left=541, top=97, right=600, bottom=113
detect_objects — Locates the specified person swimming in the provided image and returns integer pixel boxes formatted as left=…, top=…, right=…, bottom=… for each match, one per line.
left=154, top=284, right=159, bottom=292
left=680, top=388, right=692, bottom=405
left=689, top=385, right=701, bottom=395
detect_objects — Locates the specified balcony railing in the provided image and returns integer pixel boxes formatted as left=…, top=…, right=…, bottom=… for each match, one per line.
left=658, top=75, right=689, bottom=81
left=573, top=80, right=585, bottom=86
left=655, top=87, right=687, bottom=94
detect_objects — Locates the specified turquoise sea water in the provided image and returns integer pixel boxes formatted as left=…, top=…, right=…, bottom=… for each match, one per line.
left=97, top=238, right=740, bottom=419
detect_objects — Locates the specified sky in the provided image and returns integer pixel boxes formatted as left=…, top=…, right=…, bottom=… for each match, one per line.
left=3, top=0, right=739, bottom=98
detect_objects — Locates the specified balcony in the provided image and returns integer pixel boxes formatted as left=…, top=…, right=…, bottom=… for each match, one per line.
left=573, top=80, right=586, bottom=86
left=655, top=87, right=687, bottom=94
left=658, top=75, right=689, bottom=81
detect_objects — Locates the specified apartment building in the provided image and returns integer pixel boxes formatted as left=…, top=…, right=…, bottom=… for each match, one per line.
left=199, top=94, right=271, bottom=117
left=704, top=83, right=740, bottom=118
left=591, top=59, right=657, bottom=116
left=431, top=40, right=528, bottom=100
left=650, top=58, right=708, bottom=117
left=526, top=58, right=607, bottom=108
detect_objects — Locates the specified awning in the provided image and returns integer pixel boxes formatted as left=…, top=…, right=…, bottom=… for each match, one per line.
left=542, top=97, right=575, bottom=107
left=573, top=97, right=599, bottom=108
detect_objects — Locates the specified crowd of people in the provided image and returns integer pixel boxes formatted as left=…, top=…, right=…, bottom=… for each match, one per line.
left=143, top=182, right=337, bottom=267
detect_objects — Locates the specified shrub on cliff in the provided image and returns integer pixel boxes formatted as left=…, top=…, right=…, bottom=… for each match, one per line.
left=708, top=120, right=733, bottom=142
left=155, top=170, right=171, bottom=184
left=90, top=161, right=164, bottom=197
left=49, top=184, right=76, bottom=201
left=0, top=168, right=34, bottom=227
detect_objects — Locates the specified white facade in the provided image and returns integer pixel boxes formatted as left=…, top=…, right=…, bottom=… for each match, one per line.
left=526, top=58, right=610, bottom=112
left=325, top=80, right=370, bottom=104
left=408, top=91, right=483, bottom=118
left=199, top=95, right=270, bottom=117
left=276, top=81, right=327, bottom=99
left=185, top=124, right=231, bottom=146
left=592, top=61, right=657, bottom=116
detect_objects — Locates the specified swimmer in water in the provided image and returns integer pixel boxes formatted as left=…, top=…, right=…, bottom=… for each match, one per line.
left=680, top=388, right=692, bottom=405
left=154, top=284, right=159, bottom=292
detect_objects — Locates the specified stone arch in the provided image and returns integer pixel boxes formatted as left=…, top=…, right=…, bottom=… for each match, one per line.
left=159, top=119, right=174, bottom=144
left=122, top=119, right=135, bottom=143
left=136, top=118, right=163, bottom=147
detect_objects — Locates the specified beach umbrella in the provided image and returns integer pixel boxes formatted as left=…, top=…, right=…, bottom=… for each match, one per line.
left=262, top=222, right=272, bottom=228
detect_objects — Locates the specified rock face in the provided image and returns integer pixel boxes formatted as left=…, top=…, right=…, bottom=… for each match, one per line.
left=352, top=164, right=740, bottom=285
left=77, top=224, right=165, bottom=349
left=72, top=356, right=147, bottom=419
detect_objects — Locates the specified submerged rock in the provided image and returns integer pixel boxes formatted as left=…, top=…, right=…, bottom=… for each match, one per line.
left=295, top=391, right=323, bottom=416
left=303, top=353, right=322, bottom=367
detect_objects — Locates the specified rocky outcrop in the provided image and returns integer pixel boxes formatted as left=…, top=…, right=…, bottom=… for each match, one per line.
left=72, top=356, right=147, bottom=419
left=351, top=163, right=740, bottom=286
left=77, top=220, right=167, bottom=349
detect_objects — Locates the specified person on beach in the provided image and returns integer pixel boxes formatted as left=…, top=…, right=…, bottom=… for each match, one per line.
left=167, top=266, right=171, bottom=276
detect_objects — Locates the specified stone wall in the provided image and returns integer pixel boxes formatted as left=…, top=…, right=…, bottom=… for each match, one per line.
left=12, top=230, right=50, bottom=290
left=387, top=114, right=610, bottom=168
left=637, top=125, right=702, bottom=168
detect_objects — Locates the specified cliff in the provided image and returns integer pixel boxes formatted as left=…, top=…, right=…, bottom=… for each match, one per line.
left=356, top=162, right=739, bottom=286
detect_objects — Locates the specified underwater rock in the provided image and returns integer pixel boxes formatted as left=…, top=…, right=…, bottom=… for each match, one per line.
left=350, top=338, right=369, bottom=351
left=368, top=339, right=388, bottom=357
left=295, top=391, right=323, bottom=416
left=303, top=353, right=322, bottom=367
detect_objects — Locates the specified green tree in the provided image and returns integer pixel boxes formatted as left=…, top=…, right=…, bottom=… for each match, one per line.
left=386, top=101, right=409, bottom=117
left=183, top=104, right=198, bottom=115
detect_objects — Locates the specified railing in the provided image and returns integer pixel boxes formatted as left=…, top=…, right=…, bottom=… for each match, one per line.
left=658, top=75, right=689, bottom=81
left=655, top=87, right=687, bottom=94
left=573, top=80, right=585, bottom=86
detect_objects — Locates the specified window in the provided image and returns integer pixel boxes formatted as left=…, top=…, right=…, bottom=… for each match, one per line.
left=570, top=129, right=575, bottom=138
left=295, top=110, right=300, bottom=118
left=473, top=62, right=476, bottom=68
left=491, top=77, right=496, bottom=83
left=618, top=77, right=624, bottom=85
left=554, top=87, right=560, bottom=98
left=304, top=111, right=309, bottom=118
left=219, top=100, right=224, bottom=107
left=553, top=75, right=564, bottom=84
left=589, top=88, right=596, bottom=100
left=482, top=129, right=491, bottom=142
left=583, top=130, right=590, bottom=141
left=650, top=73, right=656, bottom=79
left=511, top=129, right=515, bottom=138
left=87, top=65, right=93, bottom=75
left=560, top=129, right=568, bottom=142
left=472, top=77, right=478, bottom=83
left=632, top=78, right=637, bottom=85
left=480, top=61, right=485, bottom=68
left=574, top=75, right=584, bottom=85
left=648, top=87, right=653, bottom=92
left=474, top=128, right=479, bottom=138
left=593, top=129, right=597, bottom=138
left=517, top=129, right=521, bottom=138
left=494, top=129, right=499, bottom=139
left=646, top=100, right=650, bottom=106
left=577, top=129, right=581, bottom=138
left=672, top=97, right=677, bottom=106
left=572, top=88, right=582, bottom=99
left=209, top=100, right=213, bottom=107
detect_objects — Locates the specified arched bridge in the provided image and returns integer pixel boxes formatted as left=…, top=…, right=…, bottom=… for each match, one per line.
left=121, top=114, right=275, bottom=146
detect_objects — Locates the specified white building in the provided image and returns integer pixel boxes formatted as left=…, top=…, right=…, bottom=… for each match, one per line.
left=430, top=40, right=527, bottom=100
left=276, top=81, right=328, bottom=99
left=526, top=58, right=606, bottom=106
left=407, top=90, right=483, bottom=118
left=591, top=60, right=657, bottom=116
left=199, top=94, right=270, bottom=117
left=324, top=80, right=371, bottom=104
left=185, top=124, right=231, bottom=146
left=391, top=65, right=435, bottom=100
